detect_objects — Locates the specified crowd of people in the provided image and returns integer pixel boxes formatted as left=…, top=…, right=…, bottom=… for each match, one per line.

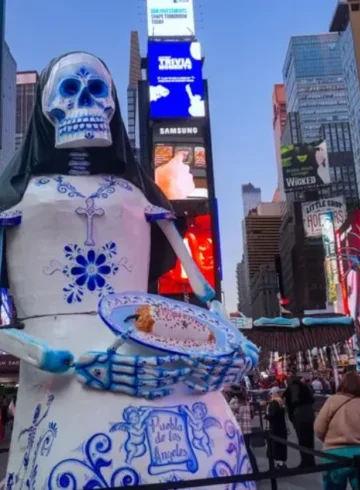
left=225, top=371, right=360, bottom=490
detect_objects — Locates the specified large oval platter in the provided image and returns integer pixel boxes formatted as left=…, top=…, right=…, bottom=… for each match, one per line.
left=99, top=292, right=242, bottom=357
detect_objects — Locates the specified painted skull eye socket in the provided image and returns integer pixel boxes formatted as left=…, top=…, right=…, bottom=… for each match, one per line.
left=60, top=78, right=81, bottom=97
left=88, top=79, right=109, bottom=97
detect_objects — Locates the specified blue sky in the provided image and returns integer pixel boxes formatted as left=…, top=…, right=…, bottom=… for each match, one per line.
left=6, top=0, right=337, bottom=311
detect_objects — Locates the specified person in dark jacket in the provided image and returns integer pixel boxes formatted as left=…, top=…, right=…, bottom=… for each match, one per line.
left=284, top=376, right=316, bottom=467
left=265, top=387, right=288, bottom=468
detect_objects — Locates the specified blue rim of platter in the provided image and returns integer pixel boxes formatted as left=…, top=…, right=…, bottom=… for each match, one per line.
left=98, top=292, right=241, bottom=357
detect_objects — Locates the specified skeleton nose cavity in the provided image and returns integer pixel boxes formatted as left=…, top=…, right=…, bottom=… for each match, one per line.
left=78, top=86, right=94, bottom=108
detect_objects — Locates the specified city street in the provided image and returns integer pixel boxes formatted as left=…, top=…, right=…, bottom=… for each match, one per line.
left=254, top=426, right=324, bottom=490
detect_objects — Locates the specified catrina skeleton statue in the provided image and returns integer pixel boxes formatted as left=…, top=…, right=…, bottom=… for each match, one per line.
left=0, top=53, right=258, bottom=490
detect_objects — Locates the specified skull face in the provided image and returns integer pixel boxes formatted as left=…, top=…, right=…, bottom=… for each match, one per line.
left=42, top=53, right=116, bottom=149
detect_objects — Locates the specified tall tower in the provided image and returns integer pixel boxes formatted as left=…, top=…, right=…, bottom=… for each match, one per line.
left=283, top=34, right=349, bottom=142
left=272, top=84, right=287, bottom=200
left=330, top=0, right=360, bottom=194
left=241, top=183, right=261, bottom=217
left=127, top=31, right=142, bottom=155
left=16, top=71, right=38, bottom=150
left=0, top=43, right=16, bottom=173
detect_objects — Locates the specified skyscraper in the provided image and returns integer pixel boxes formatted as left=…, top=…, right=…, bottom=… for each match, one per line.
left=244, top=204, right=282, bottom=318
left=16, top=71, right=38, bottom=150
left=0, top=42, right=16, bottom=174
left=330, top=0, right=360, bottom=193
left=272, top=84, right=287, bottom=199
left=241, top=183, right=261, bottom=217
left=127, top=31, right=142, bottom=154
left=320, top=121, right=358, bottom=201
left=283, top=34, right=349, bottom=142
left=241, top=183, right=262, bottom=315
left=236, top=258, right=250, bottom=316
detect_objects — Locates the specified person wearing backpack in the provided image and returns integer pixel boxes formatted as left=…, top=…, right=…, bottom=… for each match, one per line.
left=314, top=372, right=360, bottom=490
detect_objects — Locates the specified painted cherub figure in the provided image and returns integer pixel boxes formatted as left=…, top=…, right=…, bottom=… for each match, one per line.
left=179, top=402, right=221, bottom=457
left=109, top=406, right=152, bottom=464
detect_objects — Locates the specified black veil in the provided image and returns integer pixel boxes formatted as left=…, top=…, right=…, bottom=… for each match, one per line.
left=0, top=52, right=182, bottom=285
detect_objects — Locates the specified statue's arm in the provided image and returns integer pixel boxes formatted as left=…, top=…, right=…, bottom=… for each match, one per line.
left=0, top=327, right=74, bottom=373
left=156, top=220, right=215, bottom=304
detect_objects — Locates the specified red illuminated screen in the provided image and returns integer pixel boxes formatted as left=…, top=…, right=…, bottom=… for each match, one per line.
left=158, top=214, right=215, bottom=295
left=339, top=210, right=360, bottom=320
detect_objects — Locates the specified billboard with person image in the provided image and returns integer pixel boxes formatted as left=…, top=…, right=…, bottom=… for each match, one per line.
left=152, top=121, right=207, bottom=200
left=281, top=140, right=330, bottom=191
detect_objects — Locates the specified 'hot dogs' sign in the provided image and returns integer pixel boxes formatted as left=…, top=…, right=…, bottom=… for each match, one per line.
left=302, top=196, right=346, bottom=238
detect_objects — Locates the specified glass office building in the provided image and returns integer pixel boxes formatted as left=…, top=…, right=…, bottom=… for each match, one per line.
left=329, top=2, right=360, bottom=196
left=283, top=34, right=349, bottom=142
left=0, top=43, right=16, bottom=174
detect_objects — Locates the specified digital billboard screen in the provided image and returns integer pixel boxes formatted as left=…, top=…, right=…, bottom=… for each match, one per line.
left=339, top=210, right=360, bottom=320
left=148, top=41, right=205, bottom=119
left=154, top=145, right=207, bottom=199
left=281, top=140, right=330, bottom=191
left=147, top=0, right=195, bottom=38
left=302, top=196, right=346, bottom=238
left=158, top=214, right=215, bottom=295
left=152, top=121, right=207, bottom=199
left=321, top=212, right=339, bottom=303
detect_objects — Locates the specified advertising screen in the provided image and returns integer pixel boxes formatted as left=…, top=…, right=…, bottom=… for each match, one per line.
left=158, top=214, right=215, bottom=295
left=321, top=212, right=339, bottom=303
left=338, top=210, right=360, bottom=321
left=148, top=41, right=205, bottom=119
left=0, top=288, right=11, bottom=327
left=152, top=121, right=207, bottom=200
left=147, top=0, right=195, bottom=38
left=154, top=145, right=207, bottom=200
left=335, top=229, right=348, bottom=315
left=302, top=196, right=346, bottom=238
left=281, top=140, right=330, bottom=191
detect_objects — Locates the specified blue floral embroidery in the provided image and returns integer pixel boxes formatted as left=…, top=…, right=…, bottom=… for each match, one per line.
left=47, top=433, right=142, bottom=489
left=90, top=174, right=133, bottom=198
left=211, top=420, right=255, bottom=490
left=70, top=249, right=112, bottom=291
left=35, top=176, right=84, bottom=198
left=34, top=175, right=132, bottom=199
left=44, top=242, right=132, bottom=304
left=6, top=395, right=57, bottom=490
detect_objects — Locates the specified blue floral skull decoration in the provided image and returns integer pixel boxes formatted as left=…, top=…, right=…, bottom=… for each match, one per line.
left=42, top=53, right=116, bottom=149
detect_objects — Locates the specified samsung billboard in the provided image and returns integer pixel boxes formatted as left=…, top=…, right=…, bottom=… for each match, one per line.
left=147, top=0, right=195, bottom=38
left=148, top=41, right=205, bottom=119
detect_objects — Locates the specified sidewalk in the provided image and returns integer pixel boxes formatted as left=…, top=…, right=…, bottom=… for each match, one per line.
left=251, top=417, right=327, bottom=490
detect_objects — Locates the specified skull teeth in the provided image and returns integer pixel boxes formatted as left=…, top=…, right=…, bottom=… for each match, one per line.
left=59, top=123, right=107, bottom=135
left=59, top=115, right=106, bottom=130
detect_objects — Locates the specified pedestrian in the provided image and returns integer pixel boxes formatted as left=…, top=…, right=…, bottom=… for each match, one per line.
left=265, top=387, right=288, bottom=468
left=312, top=377, right=323, bottom=394
left=314, top=372, right=360, bottom=490
left=229, top=389, right=259, bottom=474
left=284, top=374, right=316, bottom=467
left=8, top=396, right=15, bottom=419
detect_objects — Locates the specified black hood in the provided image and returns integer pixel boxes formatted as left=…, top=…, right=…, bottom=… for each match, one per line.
left=0, top=51, right=182, bottom=283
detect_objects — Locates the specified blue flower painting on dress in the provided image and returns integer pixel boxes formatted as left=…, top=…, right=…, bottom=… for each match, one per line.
left=38, top=175, right=136, bottom=304
left=44, top=242, right=132, bottom=304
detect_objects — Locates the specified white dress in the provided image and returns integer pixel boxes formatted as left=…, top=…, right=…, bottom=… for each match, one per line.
left=1, top=174, right=254, bottom=489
